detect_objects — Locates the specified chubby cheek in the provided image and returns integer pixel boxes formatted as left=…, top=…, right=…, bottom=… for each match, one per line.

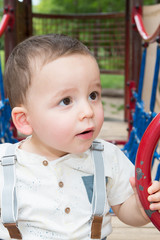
left=43, top=115, right=74, bottom=142
left=95, top=104, right=104, bottom=130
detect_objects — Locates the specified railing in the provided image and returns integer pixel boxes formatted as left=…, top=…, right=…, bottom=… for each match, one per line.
left=32, top=12, right=125, bottom=74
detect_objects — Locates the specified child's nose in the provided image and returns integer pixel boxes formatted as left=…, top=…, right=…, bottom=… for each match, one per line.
left=78, top=102, right=94, bottom=120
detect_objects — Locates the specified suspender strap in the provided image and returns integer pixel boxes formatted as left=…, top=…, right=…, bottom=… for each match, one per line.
left=91, top=216, right=103, bottom=239
left=91, top=141, right=106, bottom=239
left=3, top=223, right=21, bottom=239
left=1, top=143, right=22, bottom=239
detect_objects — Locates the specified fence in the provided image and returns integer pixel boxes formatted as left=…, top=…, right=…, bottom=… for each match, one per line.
left=32, top=12, right=125, bottom=75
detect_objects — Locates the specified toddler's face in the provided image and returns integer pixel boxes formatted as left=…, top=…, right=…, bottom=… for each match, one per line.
left=25, top=54, right=104, bottom=159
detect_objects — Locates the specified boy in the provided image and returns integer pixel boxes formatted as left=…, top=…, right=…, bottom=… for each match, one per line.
left=0, top=34, right=160, bottom=240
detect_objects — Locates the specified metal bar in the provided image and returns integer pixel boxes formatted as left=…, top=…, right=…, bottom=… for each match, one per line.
left=32, top=12, right=125, bottom=20
left=100, top=69, right=124, bottom=74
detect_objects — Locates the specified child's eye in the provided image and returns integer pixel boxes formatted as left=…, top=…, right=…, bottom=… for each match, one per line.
left=89, top=91, right=98, bottom=101
left=59, top=97, right=72, bottom=106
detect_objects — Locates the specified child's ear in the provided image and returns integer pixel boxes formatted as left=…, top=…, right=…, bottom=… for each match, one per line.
left=11, top=106, right=33, bottom=136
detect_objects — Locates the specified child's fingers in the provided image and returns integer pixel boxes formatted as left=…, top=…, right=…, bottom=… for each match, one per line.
left=149, top=202, right=160, bottom=212
left=148, top=190, right=160, bottom=202
left=148, top=181, right=160, bottom=212
left=148, top=181, right=160, bottom=195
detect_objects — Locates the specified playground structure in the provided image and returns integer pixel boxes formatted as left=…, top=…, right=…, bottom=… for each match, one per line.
left=127, top=3, right=160, bottom=231
left=135, top=112, right=160, bottom=231
left=0, top=0, right=160, bottom=231
left=123, top=4, right=160, bottom=174
left=122, top=41, right=160, bottom=167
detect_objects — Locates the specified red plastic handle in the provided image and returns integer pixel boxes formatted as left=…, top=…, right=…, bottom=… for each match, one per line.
left=132, top=6, right=160, bottom=43
left=0, top=6, right=15, bottom=37
left=0, top=13, right=11, bottom=37
left=135, top=113, right=160, bottom=231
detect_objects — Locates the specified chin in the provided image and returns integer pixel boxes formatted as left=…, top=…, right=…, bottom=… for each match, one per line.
left=76, top=141, right=93, bottom=154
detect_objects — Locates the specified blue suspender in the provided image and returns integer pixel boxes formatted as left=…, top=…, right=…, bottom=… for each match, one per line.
left=1, top=141, right=106, bottom=240
left=1, top=143, right=22, bottom=239
left=91, top=141, right=106, bottom=240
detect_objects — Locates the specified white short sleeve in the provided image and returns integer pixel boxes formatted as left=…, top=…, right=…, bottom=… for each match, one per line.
left=101, top=140, right=135, bottom=206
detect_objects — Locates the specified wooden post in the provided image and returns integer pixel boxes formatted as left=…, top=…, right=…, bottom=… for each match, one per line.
left=4, top=0, right=16, bottom=62
left=4, top=0, right=32, bottom=62
left=131, top=0, right=143, bottom=89
left=124, top=0, right=143, bottom=120
left=124, top=0, right=131, bottom=120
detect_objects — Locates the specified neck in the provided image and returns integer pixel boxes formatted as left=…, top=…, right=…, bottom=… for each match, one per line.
left=20, top=136, right=68, bottom=161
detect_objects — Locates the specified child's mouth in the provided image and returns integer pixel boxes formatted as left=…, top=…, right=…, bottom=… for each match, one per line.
left=76, top=129, right=94, bottom=140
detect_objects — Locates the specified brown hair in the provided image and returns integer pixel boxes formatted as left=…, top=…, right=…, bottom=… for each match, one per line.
left=4, top=34, right=93, bottom=108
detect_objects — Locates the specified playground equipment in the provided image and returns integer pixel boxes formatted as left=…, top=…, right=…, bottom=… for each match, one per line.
left=129, top=5, right=160, bottom=231
left=132, top=5, right=160, bottom=43
left=0, top=5, right=14, bottom=37
left=0, top=58, right=16, bottom=143
left=0, top=5, right=16, bottom=143
left=135, top=112, right=160, bottom=231
left=122, top=42, right=160, bottom=167
left=122, top=4, right=160, bottom=176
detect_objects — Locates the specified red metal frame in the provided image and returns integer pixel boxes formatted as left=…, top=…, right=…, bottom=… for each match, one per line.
left=107, top=140, right=127, bottom=146
left=124, top=0, right=131, bottom=121
left=0, top=6, right=15, bottom=37
left=132, top=6, right=160, bottom=43
left=108, top=80, right=136, bottom=145
left=127, top=80, right=136, bottom=136
left=135, top=113, right=160, bottom=231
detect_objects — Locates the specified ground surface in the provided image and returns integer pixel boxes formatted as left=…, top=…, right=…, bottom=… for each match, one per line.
left=98, top=96, right=128, bottom=142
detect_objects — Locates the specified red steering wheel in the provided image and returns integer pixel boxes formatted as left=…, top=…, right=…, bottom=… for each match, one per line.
left=135, top=112, right=160, bottom=231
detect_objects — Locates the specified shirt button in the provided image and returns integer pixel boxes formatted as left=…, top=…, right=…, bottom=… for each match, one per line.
left=59, top=181, right=64, bottom=188
left=43, top=160, right=48, bottom=166
left=65, top=207, right=70, bottom=214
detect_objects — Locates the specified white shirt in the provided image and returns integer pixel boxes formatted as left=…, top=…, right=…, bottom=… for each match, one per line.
left=0, top=139, right=134, bottom=240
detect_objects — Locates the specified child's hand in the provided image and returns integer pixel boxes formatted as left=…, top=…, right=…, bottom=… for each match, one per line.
left=148, top=181, right=160, bottom=213
left=112, top=177, right=160, bottom=226
left=130, top=177, right=160, bottom=220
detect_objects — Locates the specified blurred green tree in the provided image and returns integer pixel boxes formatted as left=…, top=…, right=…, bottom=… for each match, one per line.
left=33, top=0, right=158, bottom=14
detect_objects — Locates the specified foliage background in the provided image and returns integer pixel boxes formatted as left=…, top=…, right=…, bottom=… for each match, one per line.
left=33, top=0, right=159, bottom=14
